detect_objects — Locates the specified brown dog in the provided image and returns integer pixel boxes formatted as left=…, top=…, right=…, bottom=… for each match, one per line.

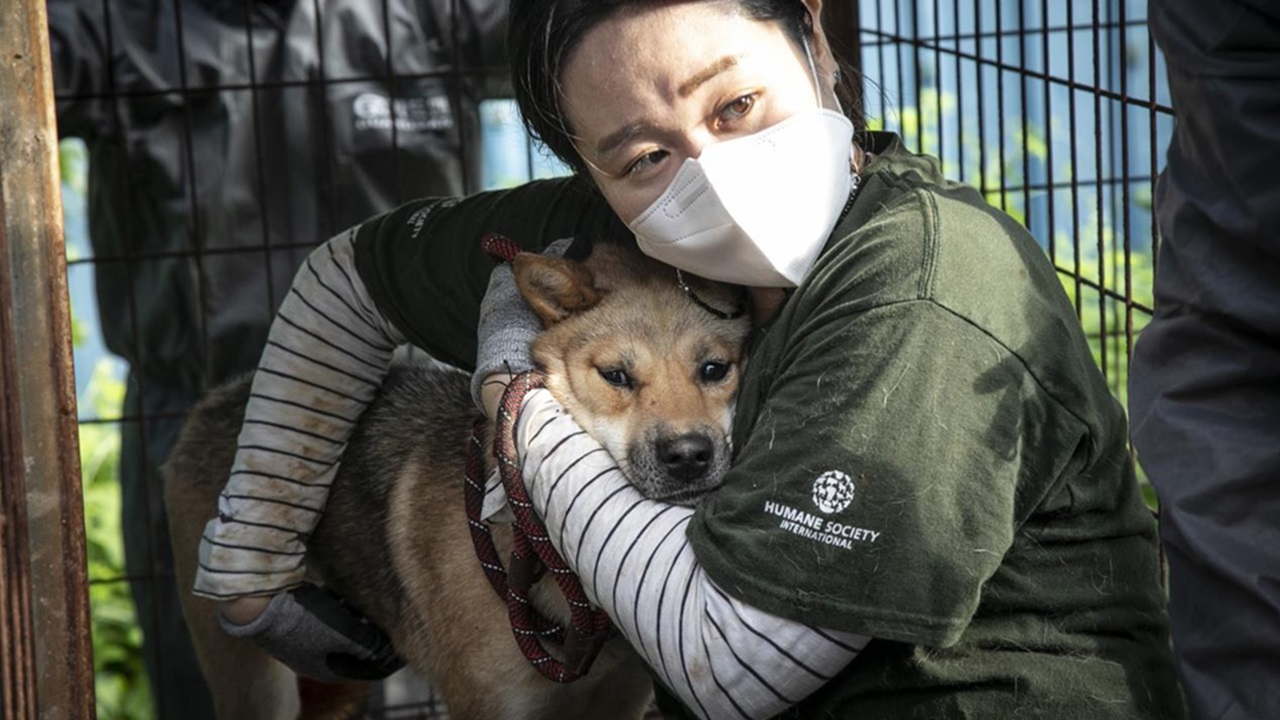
left=164, top=242, right=751, bottom=720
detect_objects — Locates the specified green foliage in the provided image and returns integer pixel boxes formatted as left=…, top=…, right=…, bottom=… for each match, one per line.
left=1056, top=235, right=1155, bottom=410
left=1056, top=238, right=1156, bottom=495
left=62, top=140, right=88, bottom=349
left=79, top=361, right=155, bottom=720
left=65, top=136, right=153, bottom=720
left=60, top=139, right=88, bottom=196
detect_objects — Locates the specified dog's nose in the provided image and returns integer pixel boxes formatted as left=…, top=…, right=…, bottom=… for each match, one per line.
left=656, top=434, right=714, bottom=481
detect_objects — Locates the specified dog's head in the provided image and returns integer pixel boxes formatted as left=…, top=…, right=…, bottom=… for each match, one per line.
left=512, top=244, right=751, bottom=506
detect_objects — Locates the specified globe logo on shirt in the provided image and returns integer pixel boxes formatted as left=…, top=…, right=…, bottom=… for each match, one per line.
left=811, top=470, right=856, bottom=514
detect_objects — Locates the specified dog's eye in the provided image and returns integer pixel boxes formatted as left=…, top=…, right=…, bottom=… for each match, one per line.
left=599, top=368, right=633, bottom=388
left=699, top=361, right=731, bottom=383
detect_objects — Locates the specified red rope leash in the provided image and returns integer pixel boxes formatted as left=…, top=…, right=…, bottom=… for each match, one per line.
left=460, top=234, right=613, bottom=683
left=464, top=421, right=564, bottom=629
left=494, top=372, right=613, bottom=682
left=480, top=232, right=522, bottom=264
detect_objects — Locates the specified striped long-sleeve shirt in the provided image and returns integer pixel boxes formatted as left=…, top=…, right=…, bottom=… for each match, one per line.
left=195, top=229, right=405, bottom=598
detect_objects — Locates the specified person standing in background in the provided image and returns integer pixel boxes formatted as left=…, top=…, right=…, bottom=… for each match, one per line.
left=1130, top=1, right=1280, bottom=718
left=48, top=0, right=507, bottom=715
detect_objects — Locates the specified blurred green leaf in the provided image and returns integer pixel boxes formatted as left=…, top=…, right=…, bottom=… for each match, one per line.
left=78, top=359, right=154, bottom=720
left=59, top=139, right=88, bottom=196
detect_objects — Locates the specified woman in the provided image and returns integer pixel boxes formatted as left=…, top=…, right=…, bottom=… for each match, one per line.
left=197, top=1, right=1186, bottom=716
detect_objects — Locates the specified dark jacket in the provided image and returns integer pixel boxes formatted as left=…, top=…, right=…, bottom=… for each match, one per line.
left=49, top=0, right=507, bottom=390
left=1129, top=2, right=1280, bottom=719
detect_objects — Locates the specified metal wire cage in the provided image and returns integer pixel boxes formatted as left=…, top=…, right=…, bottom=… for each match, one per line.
left=1, top=0, right=1170, bottom=718
left=856, top=0, right=1173, bottom=416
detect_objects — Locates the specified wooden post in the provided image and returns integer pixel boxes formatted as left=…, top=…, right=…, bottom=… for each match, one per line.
left=0, top=0, right=96, bottom=717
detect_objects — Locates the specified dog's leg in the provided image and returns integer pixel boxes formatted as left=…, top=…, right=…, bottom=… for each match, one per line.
left=163, top=379, right=302, bottom=720
left=385, top=463, right=567, bottom=720
left=297, top=678, right=371, bottom=720
left=165, top=475, right=301, bottom=719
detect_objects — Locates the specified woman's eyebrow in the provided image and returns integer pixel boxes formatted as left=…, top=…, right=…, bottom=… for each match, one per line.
left=677, top=55, right=741, bottom=97
left=596, top=123, right=654, bottom=161
left=595, top=55, right=744, bottom=161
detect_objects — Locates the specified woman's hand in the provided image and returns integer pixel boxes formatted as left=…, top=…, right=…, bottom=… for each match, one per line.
left=217, top=584, right=404, bottom=683
left=219, top=594, right=272, bottom=624
left=478, top=372, right=516, bottom=422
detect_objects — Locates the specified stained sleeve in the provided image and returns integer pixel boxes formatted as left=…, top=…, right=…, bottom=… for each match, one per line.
left=193, top=229, right=406, bottom=598
left=688, top=299, right=1073, bottom=647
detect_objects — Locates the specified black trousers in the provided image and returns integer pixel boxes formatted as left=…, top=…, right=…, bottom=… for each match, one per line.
left=1129, top=2, right=1280, bottom=719
left=121, top=373, right=216, bottom=720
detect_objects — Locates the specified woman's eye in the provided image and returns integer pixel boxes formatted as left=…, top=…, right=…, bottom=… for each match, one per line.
left=625, top=149, right=668, bottom=178
left=717, top=94, right=757, bottom=126
left=599, top=368, right=633, bottom=388
left=699, top=361, right=731, bottom=383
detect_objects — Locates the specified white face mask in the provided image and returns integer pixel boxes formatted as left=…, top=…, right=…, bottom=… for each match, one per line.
left=628, top=108, right=856, bottom=287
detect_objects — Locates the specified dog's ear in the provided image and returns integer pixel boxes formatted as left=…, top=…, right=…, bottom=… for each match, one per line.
left=512, top=253, right=601, bottom=326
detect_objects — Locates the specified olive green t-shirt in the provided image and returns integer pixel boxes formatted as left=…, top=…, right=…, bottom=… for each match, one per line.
left=353, top=133, right=1184, bottom=718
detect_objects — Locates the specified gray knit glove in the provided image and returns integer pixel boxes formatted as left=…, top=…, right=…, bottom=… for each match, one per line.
left=470, top=237, right=576, bottom=409
left=218, top=583, right=404, bottom=683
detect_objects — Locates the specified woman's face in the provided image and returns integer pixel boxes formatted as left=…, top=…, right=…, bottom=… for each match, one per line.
left=560, top=1, right=838, bottom=224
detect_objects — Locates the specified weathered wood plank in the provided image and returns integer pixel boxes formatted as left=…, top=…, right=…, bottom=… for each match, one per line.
left=0, top=0, right=96, bottom=717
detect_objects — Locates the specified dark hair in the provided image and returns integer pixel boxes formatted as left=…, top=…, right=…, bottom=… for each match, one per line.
left=508, top=0, right=863, bottom=175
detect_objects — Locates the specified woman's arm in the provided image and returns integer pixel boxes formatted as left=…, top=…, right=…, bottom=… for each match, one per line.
left=197, top=180, right=629, bottom=598
left=514, top=392, right=868, bottom=720
left=194, top=228, right=405, bottom=599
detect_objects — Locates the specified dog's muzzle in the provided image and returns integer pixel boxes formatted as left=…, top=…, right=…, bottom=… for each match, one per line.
left=630, top=429, right=729, bottom=505
left=656, top=433, right=715, bottom=482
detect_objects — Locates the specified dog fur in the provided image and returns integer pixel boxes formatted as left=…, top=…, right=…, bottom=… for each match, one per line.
left=164, top=242, right=751, bottom=720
